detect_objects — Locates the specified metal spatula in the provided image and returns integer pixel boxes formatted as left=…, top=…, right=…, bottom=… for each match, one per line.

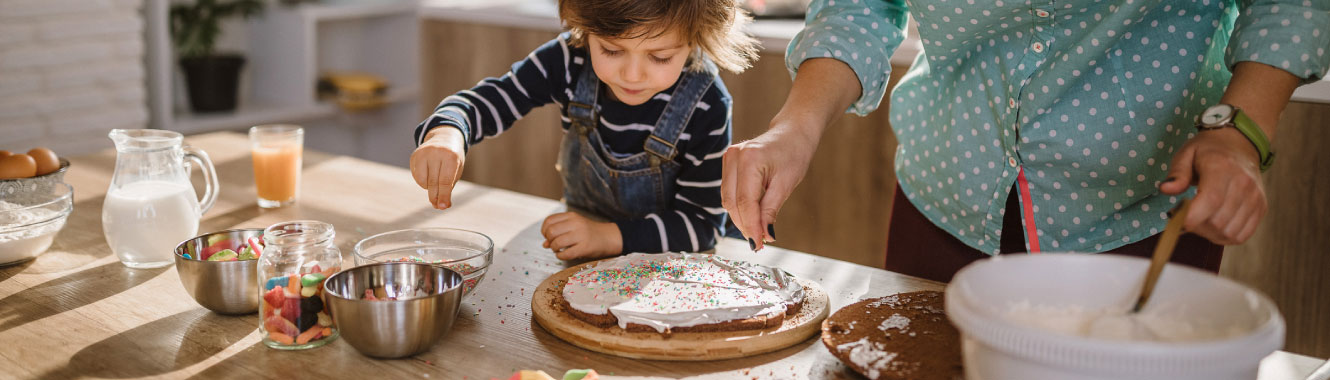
left=1131, top=198, right=1192, bottom=313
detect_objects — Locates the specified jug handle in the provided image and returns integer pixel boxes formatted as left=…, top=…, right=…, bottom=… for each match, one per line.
left=183, top=145, right=219, bottom=215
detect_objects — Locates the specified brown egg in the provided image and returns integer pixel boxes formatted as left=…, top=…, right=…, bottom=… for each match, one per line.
left=0, top=154, right=37, bottom=179
left=0, top=150, right=12, bottom=158
left=27, top=147, right=60, bottom=176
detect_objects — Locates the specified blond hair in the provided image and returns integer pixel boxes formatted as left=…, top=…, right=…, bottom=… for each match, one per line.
left=558, top=0, right=759, bottom=74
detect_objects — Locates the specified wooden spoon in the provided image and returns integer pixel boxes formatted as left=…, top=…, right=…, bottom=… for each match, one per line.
left=1131, top=198, right=1192, bottom=313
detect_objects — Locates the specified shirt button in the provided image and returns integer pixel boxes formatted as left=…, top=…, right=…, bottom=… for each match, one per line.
left=1035, top=10, right=1050, bottom=17
left=1032, top=42, right=1045, bottom=53
left=1008, top=98, right=1017, bottom=108
left=1008, top=157, right=1019, bottom=167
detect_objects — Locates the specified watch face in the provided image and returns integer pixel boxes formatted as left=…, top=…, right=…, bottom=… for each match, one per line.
left=1201, top=104, right=1235, bottom=126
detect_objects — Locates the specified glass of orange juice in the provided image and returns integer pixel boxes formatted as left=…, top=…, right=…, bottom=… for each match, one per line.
left=248, top=125, right=304, bottom=208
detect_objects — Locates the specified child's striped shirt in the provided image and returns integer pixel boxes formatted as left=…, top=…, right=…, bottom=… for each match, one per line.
left=415, top=34, right=732, bottom=253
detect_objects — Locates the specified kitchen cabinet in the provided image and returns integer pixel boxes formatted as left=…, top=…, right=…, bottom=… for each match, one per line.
left=420, top=16, right=1330, bottom=358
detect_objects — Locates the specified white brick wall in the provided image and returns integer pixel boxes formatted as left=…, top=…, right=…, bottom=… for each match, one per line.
left=0, top=0, right=147, bottom=157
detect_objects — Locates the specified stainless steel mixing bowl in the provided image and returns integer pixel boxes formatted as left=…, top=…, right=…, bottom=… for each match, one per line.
left=323, top=262, right=464, bottom=358
left=173, top=228, right=263, bottom=314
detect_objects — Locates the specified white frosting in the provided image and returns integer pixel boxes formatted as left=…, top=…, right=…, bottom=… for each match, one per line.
left=1004, top=300, right=1248, bottom=343
left=836, top=338, right=898, bottom=379
left=878, top=313, right=910, bottom=332
left=562, top=252, right=804, bottom=332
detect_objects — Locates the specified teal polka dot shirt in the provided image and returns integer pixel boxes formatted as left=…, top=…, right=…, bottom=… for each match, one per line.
left=786, top=0, right=1330, bottom=254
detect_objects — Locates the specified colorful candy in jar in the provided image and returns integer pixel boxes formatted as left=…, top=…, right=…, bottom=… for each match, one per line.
left=261, top=264, right=338, bottom=346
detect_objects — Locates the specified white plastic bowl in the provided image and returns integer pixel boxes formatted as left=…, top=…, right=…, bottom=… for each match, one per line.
left=946, top=253, right=1284, bottom=380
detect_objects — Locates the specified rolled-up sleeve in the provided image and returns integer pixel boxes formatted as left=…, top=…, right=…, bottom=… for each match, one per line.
left=1226, top=0, right=1330, bottom=83
left=785, top=0, right=909, bottom=116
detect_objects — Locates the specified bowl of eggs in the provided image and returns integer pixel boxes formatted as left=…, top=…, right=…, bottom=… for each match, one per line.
left=1, top=147, right=73, bottom=266
left=0, top=148, right=68, bottom=196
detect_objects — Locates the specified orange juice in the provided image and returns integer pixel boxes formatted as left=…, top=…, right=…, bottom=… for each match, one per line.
left=252, top=144, right=301, bottom=205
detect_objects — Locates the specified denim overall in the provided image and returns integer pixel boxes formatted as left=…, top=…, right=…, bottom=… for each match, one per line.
left=558, top=63, right=715, bottom=223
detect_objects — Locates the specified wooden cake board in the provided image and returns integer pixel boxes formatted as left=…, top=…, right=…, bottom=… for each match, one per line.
left=531, top=262, right=830, bottom=361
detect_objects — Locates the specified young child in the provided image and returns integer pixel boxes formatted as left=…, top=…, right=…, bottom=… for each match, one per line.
left=410, top=0, right=758, bottom=260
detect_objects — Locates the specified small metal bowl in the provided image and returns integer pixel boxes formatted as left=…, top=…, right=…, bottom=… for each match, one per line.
left=323, top=262, right=464, bottom=359
left=173, top=228, right=263, bottom=314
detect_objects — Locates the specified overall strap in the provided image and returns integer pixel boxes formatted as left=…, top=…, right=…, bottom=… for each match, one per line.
left=644, top=65, right=716, bottom=165
left=567, top=60, right=600, bottom=134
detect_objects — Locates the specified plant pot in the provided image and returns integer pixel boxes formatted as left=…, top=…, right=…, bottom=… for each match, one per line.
left=180, top=55, right=246, bottom=113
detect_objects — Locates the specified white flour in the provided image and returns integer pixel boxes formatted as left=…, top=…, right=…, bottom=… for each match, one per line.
left=0, top=200, right=62, bottom=264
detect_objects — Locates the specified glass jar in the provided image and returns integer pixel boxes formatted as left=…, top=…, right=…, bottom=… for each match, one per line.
left=258, top=220, right=341, bottom=350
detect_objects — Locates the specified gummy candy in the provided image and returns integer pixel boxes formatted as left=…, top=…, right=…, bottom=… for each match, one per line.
left=300, top=273, right=326, bottom=288
left=296, top=326, right=322, bottom=344
left=206, top=249, right=237, bottom=261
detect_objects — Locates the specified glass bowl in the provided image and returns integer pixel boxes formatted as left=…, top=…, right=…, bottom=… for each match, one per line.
left=0, top=182, right=73, bottom=266
left=0, top=158, right=70, bottom=198
left=353, top=228, right=493, bottom=297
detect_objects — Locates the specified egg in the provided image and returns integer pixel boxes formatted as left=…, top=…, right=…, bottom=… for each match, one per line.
left=0, top=150, right=11, bottom=158
left=0, top=154, right=37, bottom=179
left=27, top=147, right=60, bottom=176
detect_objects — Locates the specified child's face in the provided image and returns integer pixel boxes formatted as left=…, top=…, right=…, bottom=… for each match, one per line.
left=587, top=30, right=691, bottom=106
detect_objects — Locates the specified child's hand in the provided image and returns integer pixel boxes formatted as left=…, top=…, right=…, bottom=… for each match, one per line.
left=541, top=212, right=622, bottom=260
left=410, top=127, right=466, bottom=210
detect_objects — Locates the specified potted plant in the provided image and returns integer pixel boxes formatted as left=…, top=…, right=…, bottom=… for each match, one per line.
left=170, top=0, right=264, bottom=113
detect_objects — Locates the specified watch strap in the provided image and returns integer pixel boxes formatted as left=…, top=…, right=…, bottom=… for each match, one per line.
left=1231, top=109, right=1275, bottom=172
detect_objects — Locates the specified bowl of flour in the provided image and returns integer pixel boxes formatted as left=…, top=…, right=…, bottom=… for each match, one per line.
left=0, top=182, right=73, bottom=266
left=946, top=253, right=1284, bottom=380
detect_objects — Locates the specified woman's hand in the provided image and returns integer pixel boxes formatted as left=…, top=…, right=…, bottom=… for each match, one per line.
left=1160, top=62, right=1299, bottom=246
left=410, top=126, right=467, bottom=210
left=722, top=124, right=819, bottom=250
left=1160, top=128, right=1266, bottom=245
left=541, top=212, right=622, bottom=260
left=722, top=58, right=862, bottom=250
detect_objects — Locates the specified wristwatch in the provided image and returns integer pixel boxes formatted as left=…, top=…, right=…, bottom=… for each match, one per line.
left=1196, top=104, right=1275, bottom=172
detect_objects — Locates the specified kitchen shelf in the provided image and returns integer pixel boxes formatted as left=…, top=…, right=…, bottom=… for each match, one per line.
left=145, top=0, right=421, bottom=134
left=170, top=103, right=337, bottom=136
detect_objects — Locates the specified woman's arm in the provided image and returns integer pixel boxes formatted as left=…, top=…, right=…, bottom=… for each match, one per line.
left=722, top=0, right=910, bottom=249
left=1159, top=0, right=1329, bottom=245
left=1161, top=63, right=1301, bottom=245
left=721, top=58, right=862, bottom=250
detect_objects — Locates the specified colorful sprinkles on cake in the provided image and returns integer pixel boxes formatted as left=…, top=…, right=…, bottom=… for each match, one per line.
left=562, top=253, right=805, bottom=332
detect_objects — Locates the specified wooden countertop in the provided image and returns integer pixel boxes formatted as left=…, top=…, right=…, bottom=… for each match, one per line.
left=0, top=132, right=1322, bottom=379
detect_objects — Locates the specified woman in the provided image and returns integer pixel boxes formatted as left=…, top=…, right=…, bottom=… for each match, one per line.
left=722, top=0, right=1328, bottom=282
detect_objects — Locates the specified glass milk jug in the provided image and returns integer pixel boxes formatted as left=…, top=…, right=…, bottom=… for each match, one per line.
left=103, top=129, right=218, bottom=268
